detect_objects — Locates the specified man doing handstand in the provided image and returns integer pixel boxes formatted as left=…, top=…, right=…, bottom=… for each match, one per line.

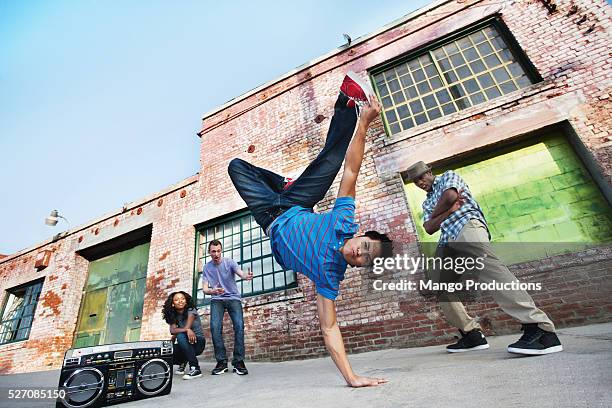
left=228, top=72, right=392, bottom=387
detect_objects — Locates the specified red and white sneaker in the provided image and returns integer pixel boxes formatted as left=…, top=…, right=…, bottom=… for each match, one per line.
left=283, top=177, right=294, bottom=190
left=340, top=71, right=375, bottom=108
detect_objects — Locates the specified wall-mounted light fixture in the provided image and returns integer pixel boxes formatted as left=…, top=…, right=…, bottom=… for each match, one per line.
left=45, top=209, right=69, bottom=226
left=45, top=209, right=70, bottom=241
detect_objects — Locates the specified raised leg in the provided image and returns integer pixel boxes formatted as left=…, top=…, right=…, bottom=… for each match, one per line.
left=282, top=93, right=358, bottom=209
left=228, top=158, right=284, bottom=230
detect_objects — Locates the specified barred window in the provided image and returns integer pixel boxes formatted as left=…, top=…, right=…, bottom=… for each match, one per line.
left=0, top=280, right=44, bottom=345
left=194, top=212, right=297, bottom=306
left=373, top=24, right=536, bottom=135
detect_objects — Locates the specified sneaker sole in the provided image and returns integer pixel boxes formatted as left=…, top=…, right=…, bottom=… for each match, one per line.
left=345, top=71, right=375, bottom=104
left=233, top=368, right=248, bottom=375
left=211, top=368, right=228, bottom=375
left=182, top=374, right=203, bottom=380
left=446, top=344, right=490, bottom=353
left=507, top=345, right=563, bottom=355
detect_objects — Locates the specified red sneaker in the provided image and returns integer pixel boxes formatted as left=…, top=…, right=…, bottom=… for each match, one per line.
left=283, top=177, right=294, bottom=190
left=340, top=71, right=375, bottom=108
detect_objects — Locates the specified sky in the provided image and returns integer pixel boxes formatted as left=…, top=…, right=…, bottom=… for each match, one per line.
left=0, top=0, right=431, bottom=255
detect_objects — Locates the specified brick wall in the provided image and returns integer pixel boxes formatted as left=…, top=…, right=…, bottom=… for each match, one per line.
left=1, top=0, right=610, bottom=374
left=195, top=0, right=612, bottom=362
left=0, top=177, right=200, bottom=373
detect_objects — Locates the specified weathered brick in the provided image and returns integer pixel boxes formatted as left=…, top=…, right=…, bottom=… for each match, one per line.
left=1, top=0, right=612, bottom=375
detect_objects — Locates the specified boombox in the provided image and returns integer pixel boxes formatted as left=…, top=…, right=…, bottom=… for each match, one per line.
left=56, top=340, right=173, bottom=408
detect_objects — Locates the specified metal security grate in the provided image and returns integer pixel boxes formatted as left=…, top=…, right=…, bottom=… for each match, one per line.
left=195, top=212, right=297, bottom=306
left=374, top=25, right=533, bottom=135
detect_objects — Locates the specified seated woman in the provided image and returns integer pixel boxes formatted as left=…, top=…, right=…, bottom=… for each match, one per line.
left=162, top=291, right=206, bottom=379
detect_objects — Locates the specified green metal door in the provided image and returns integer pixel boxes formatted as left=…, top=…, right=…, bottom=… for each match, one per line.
left=74, top=242, right=150, bottom=346
left=106, top=278, right=146, bottom=343
left=404, top=133, right=612, bottom=263
left=73, top=288, right=107, bottom=348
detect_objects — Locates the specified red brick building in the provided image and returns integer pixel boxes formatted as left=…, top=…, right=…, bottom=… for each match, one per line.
left=1, top=0, right=611, bottom=374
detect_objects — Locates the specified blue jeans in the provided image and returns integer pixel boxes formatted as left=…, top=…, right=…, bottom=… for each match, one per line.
left=174, top=333, right=205, bottom=369
left=210, top=299, right=245, bottom=364
left=228, top=93, right=358, bottom=231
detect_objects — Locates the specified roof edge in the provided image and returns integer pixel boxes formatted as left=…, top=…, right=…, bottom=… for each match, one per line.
left=0, top=173, right=199, bottom=265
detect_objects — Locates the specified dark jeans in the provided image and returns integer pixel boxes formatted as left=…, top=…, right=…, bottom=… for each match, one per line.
left=228, top=93, right=358, bottom=231
left=210, top=299, right=246, bottom=364
left=174, top=333, right=205, bottom=369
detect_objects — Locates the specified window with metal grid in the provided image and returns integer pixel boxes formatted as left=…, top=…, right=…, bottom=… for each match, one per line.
left=194, top=212, right=297, bottom=306
left=373, top=24, right=536, bottom=135
left=0, top=280, right=44, bottom=345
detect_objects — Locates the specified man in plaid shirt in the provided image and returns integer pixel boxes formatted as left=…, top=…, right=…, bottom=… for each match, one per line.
left=421, top=169, right=488, bottom=245
left=406, top=161, right=562, bottom=356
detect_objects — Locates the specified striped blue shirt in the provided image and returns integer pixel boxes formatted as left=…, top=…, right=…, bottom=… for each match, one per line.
left=423, top=170, right=489, bottom=244
left=269, top=197, right=358, bottom=300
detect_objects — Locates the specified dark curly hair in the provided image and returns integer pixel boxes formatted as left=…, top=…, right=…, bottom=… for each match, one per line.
left=161, top=291, right=195, bottom=325
left=362, top=230, right=394, bottom=259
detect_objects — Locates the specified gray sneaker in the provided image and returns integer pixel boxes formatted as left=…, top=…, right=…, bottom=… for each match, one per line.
left=175, top=362, right=187, bottom=375
left=183, top=366, right=203, bottom=380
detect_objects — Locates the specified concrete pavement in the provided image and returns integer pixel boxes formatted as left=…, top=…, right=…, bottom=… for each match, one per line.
left=1, top=322, right=611, bottom=408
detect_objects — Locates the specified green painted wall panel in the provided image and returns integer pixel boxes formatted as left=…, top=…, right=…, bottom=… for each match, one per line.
left=74, top=242, right=150, bottom=346
left=86, top=256, right=118, bottom=292
left=404, top=133, right=612, bottom=263
left=73, top=332, right=101, bottom=348
left=75, top=288, right=107, bottom=333
left=86, top=242, right=150, bottom=291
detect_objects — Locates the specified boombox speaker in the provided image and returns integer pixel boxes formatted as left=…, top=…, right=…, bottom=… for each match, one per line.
left=56, top=340, right=173, bottom=407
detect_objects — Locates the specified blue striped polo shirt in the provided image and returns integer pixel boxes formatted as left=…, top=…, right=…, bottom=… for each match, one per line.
left=269, top=197, right=358, bottom=300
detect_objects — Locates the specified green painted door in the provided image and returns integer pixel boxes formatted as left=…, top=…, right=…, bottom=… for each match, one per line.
left=73, top=288, right=107, bottom=348
left=404, top=133, right=612, bottom=263
left=74, top=242, right=150, bottom=346
left=106, top=278, right=146, bottom=343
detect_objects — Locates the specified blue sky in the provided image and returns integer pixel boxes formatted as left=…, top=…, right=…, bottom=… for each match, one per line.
left=0, top=0, right=430, bottom=255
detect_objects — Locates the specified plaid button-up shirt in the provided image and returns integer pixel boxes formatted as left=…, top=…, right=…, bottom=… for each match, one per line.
left=422, top=170, right=489, bottom=244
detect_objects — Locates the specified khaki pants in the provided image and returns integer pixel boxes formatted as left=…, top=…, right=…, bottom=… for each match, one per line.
left=436, top=219, right=555, bottom=332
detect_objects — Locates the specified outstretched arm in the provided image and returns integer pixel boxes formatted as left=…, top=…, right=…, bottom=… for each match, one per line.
left=235, top=266, right=253, bottom=281
left=337, top=97, right=381, bottom=198
left=316, top=294, right=388, bottom=387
